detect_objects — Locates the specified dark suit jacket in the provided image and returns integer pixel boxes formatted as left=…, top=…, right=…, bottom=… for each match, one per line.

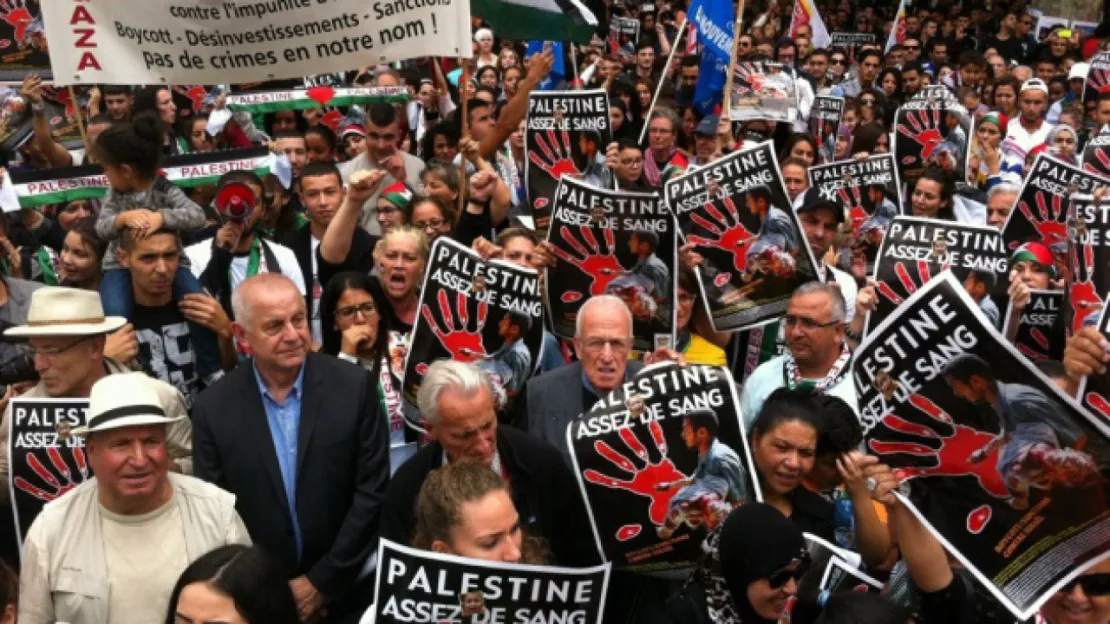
left=284, top=224, right=377, bottom=314
left=380, top=426, right=601, bottom=568
left=192, top=353, right=390, bottom=607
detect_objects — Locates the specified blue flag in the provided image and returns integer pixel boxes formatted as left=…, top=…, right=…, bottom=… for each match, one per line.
left=689, top=0, right=734, bottom=115
left=527, top=41, right=566, bottom=91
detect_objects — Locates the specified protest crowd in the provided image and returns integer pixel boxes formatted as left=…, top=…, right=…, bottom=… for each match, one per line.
left=0, top=0, right=1105, bottom=622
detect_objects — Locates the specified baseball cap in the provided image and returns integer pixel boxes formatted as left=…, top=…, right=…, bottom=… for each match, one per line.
left=797, top=188, right=844, bottom=223
left=1069, top=62, right=1090, bottom=81
left=1020, top=78, right=1049, bottom=95
left=696, top=115, right=720, bottom=137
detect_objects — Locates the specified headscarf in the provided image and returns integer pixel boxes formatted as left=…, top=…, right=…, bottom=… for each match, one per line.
left=690, top=503, right=807, bottom=623
left=379, top=181, right=415, bottom=212
left=1011, top=241, right=1057, bottom=279
left=979, top=111, right=1008, bottom=131
left=1044, top=123, right=1079, bottom=164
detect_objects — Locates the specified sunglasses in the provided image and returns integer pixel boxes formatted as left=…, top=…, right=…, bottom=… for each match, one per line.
left=768, top=558, right=811, bottom=589
left=831, top=58, right=847, bottom=65
left=1059, top=574, right=1110, bottom=597
left=861, top=98, right=876, bottom=106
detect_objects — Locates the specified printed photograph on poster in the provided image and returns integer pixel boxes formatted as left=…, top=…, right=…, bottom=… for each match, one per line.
left=808, top=96, right=843, bottom=164
left=665, top=142, right=818, bottom=332
left=8, top=398, right=91, bottom=550
left=372, top=538, right=611, bottom=623
left=1002, top=289, right=1065, bottom=362
left=1078, top=306, right=1110, bottom=424
left=867, top=217, right=1008, bottom=336
left=819, top=556, right=883, bottom=594
left=786, top=533, right=866, bottom=624
left=1083, top=130, right=1110, bottom=177
left=568, top=362, right=760, bottom=573
left=828, top=32, right=875, bottom=60
left=0, top=1, right=51, bottom=81
left=1000, top=153, right=1107, bottom=277
left=728, top=61, right=798, bottom=123
left=402, top=238, right=543, bottom=421
left=893, top=89, right=971, bottom=182
left=853, top=272, right=1110, bottom=620
left=1065, top=192, right=1110, bottom=336
left=525, top=90, right=613, bottom=235
left=608, top=16, right=639, bottom=62
left=1083, top=51, right=1110, bottom=112
left=544, top=176, right=674, bottom=351
left=808, top=154, right=902, bottom=274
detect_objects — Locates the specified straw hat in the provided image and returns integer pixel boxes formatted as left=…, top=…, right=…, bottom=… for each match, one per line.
left=4, top=287, right=126, bottom=338
left=73, top=372, right=184, bottom=436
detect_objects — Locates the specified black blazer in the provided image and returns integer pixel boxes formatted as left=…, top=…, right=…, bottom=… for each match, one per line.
left=284, top=224, right=377, bottom=314
left=192, top=353, right=390, bottom=603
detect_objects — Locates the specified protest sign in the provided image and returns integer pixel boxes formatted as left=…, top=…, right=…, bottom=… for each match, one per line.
left=545, top=176, right=674, bottom=351
left=40, top=0, right=471, bottom=86
left=809, top=96, right=843, bottom=164
left=373, top=538, right=610, bottom=623
left=226, top=86, right=408, bottom=114
left=820, top=556, right=883, bottom=594
left=525, top=90, right=612, bottom=235
left=0, top=1, right=50, bottom=81
left=1079, top=305, right=1110, bottom=424
left=1001, top=153, right=1107, bottom=276
left=1065, top=191, right=1110, bottom=336
left=808, top=154, right=902, bottom=274
left=1002, top=290, right=1065, bottom=362
left=568, top=362, right=759, bottom=573
left=8, top=398, right=90, bottom=550
left=728, top=61, right=798, bottom=123
left=893, top=90, right=971, bottom=182
left=665, top=142, right=818, bottom=332
left=854, top=271, right=1110, bottom=621
left=1082, top=130, right=1110, bottom=178
left=608, top=16, right=639, bottom=61
left=1083, top=51, right=1110, bottom=112
left=403, top=238, right=543, bottom=418
left=786, top=533, right=866, bottom=623
left=8, top=146, right=278, bottom=208
left=829, top=32, right=875, bottom=60
left=867, top=217, right=1008, bottom=336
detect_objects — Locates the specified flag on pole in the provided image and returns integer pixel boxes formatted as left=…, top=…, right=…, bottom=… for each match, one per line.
left=471, top=0, right=599, bottom=43
left=689, top=0, right=734, bottom=116
left=526, top=41, right=566, bottom=90
left=885, top=0, right=908, bottom=52
left=788, top=0, right=831, bottom=48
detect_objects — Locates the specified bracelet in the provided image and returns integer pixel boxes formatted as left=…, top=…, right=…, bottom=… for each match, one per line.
left=30, top=101, right=45, bottom=114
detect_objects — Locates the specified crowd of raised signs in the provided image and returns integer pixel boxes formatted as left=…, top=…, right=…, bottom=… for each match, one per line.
left=0, top=0, right=1105, bottom=623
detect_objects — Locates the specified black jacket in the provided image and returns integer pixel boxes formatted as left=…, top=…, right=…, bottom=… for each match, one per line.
left=192, top=353, right=390, bottom=614
left=380, top=426, right=601, bottom=568
left=284, top=224, right=377, bottom=314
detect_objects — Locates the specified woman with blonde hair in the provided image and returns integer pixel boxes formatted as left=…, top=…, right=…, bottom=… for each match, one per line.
left=373, top=225, right=429, bottom=334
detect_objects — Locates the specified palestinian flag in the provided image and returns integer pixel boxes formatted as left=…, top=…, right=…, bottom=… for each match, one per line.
left=663, top=151, right=690, bottom=180
left=226, top=86, right=409, bottom=115
left=10, top=147, right=276, bottom=208
left=471, top=0, right=598, bottom=43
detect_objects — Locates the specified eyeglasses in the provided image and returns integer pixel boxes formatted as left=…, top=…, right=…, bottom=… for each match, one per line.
left=27, top=336, right=93, bottom=360
left=336, top=301, right=377, bottom=320
left=1058, top=573, right=1110, bottom=597
left=581, top=337, right=632, bottom=354
left=415, top=219, right=447, bottom=231
left=783, top=315, right=841, bottom=330
left=904, top=44, right=920, bottom=50
left=768, top=557, right=811, bottom=589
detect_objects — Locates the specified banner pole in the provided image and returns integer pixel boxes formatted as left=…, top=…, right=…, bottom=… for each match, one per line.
left=721, top=2, right=747, bottom=121
left=458, top=60, right=470, bottom=219
left=68, top=86, right=89, bottom=149
left=570, top=43, right=581, bottom=88
left=638, top=16, right=687, bottom=145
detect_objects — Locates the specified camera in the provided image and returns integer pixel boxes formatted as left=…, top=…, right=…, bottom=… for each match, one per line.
left=0, top=352, right=37, bottom=388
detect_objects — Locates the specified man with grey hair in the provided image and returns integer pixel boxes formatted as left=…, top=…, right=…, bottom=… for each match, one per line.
left=380, top=359, right=598, bottom=567
left=193, top=273, right=390, bottom=622
left=740, top=281, right=857, bottom=426
left=986, top=182, right=1021, bottom=230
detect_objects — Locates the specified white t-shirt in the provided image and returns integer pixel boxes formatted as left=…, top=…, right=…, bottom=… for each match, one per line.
left=1003, top=118, right=1053, bottom=159
left=740, top=354, right=858, bottom=429
left=184, top=238, right=307, bottom=296
left=310, top=235, right=323, bottom=344
left=100, top=497, right=188, bottom=624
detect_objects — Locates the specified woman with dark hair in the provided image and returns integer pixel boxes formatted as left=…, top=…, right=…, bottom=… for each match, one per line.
left=877, top=68, right=903, bottom=104
left=851, top=123, right=889, bottom=157
left=857, top=89, right=889, bottom=126
left=475, top=65, right=500, bottom=91
left=166, top=545, right=300, bottom=624
left=56, top=217, right=106, bottom=290
left=264, top=109, right=307, bottom=138
left=611, top=79, right=646, bottom=131
left=910, top=167, right=957, bottom=220
left=420, top=124, right=460, bottom=163
left=676, top=265, right=727, bottom=366
left=305, top=124, right=338, bottom=163
left=781, top=134, right=818, bottom=167
left=132, top=85, right=185, bottom=155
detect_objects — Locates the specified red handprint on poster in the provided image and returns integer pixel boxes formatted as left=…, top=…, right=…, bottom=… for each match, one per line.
left=583, top=420, right=688, bottom=528
left=1015, top=192, right=1068, bottom=251
left=1088, top=68, right=1110, bottom=95
left=838, top=185, right=869, bottom=234
left=1084, top=391, right=1110, bottom=421
left=1016, top=327, right=1051, bottom=360
left=420, top=290, right=488, bottom=362
left=1084, top=147, right=1110, bottom=176
left=898, top=108, right=943, bottom=161
left=0, top=0, right=33, bottom=43
left=687, top=197, right=758, bottom=273
left=550, top=225, right=626, bottom=296
left=734, top=64, right=767, bottom=94
left=529, top=128, right=582, bottom=179
left=878, top=260, right=945, bottom=306
left=15, top=447, right=87, bottom=502
left=1069, top=240, right=1104, bottom=334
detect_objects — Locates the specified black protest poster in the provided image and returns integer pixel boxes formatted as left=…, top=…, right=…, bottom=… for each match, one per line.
left=1079, top=307, right=1110, bottom=425
left=403, top=238, right=543, bottom=418
left=665, top=143, right=818, bottom=332
left=0, top=1, right=50, bottom=82
left=8, top=399, right=91, bottom=550
left=1082, top=51, right=1110, bottom=112
left=568, top=363, right=759, bottom=573
left=820, top=557, right=883, bottom=594
left=40, top=86, right=85, bottom=150
left=373, top=538, right=610, bottom=623
left=787, top=533, right=865, bottom=623
left=728, top=61, right=798, bottom=123
left=1002, top=290, right=1066, bottom=362
left=893, top=91, right=971, bottom=182
left=525, top=90, right=612, bottom=236
left=1065, top=191, right=1110, bottom=336
left=608, top=16, right=639, bottom=61
left=545, top=176, right=674, bottom=351
left=867, top=217, right=1008, bottom=335
left=1083, top=130, right=1110, bottom=178
left=808, top=154, right=902, bottom=274
left=854, top=272, right=1110, bottom=621
left=809, top=96, right=843, bottom=164
left=1001, top=154, right=1107, bottom=277
left=829, top=32, right=876, bottom=60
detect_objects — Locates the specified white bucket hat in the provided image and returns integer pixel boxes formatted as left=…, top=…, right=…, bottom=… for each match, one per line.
left=73, top=372, right=185, bottom=436
left=4, top=287, right=126, bottom=338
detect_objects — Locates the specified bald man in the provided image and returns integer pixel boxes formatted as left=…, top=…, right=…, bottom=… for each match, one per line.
left=192, top=274, right=390, bottom=622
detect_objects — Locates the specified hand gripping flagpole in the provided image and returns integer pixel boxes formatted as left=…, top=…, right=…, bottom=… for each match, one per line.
left=721, top=2, right=747, bottom=121
left=458, top=60, right=470, bottom=218
left=638, top=17, right=688, bottom=145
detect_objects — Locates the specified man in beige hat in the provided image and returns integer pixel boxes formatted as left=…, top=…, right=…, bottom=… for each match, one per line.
left=18, top=372, right=250, bottom=624
left=0, top=286, right=192, bottom=505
